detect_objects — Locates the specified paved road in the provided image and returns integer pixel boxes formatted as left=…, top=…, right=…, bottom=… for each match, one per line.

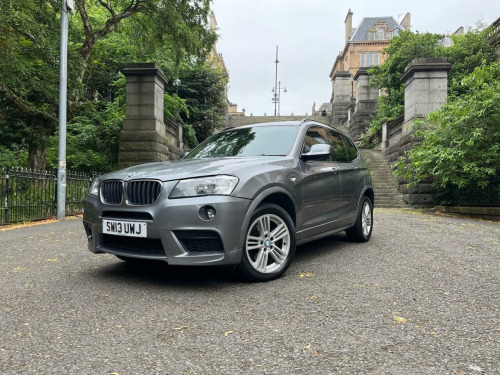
left=1, top=209, right=499, bottom=374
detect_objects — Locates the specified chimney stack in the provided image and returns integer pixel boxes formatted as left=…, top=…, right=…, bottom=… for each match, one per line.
left=345, top=9, right=353, bottom=44
left=400, top=12, right=411, bottom=31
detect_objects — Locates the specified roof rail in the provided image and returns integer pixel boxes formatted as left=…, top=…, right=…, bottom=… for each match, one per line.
left=299, top=118, right=315, bottom=125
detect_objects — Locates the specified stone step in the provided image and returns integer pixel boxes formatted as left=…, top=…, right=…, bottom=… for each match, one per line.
left=376, top=195, right=403, bottom=199
left=360, top=149, right=407, bottom=208
left=375, top=204, right=406, bottom=208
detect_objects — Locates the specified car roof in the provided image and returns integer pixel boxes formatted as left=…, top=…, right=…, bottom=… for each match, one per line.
left=224, top=119, right=340, bottom=131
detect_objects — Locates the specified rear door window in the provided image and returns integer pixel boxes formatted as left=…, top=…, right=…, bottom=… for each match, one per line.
left=341, top=135, right=359, bottom=162
left=327, top=129, right=350, bottom=162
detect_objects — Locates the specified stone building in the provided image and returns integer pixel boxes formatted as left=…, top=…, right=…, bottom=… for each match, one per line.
left=312, top=102, right=332, bottom=117
left=209, top=11, right=228, bottom=77
left=330, top=9, right=410, bottom=99
left=489, top=16, right=500, bottom=58
left=209, top=12, right=250, bottom=120
left=329, top=10, right=410, bottom=133
left=228, top=103, right=245, bottom=116
left=438, top=27, right=464, bottom=47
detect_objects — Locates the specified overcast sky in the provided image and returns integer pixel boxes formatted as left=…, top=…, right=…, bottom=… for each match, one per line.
left=210, top=0, right=499, bottom=116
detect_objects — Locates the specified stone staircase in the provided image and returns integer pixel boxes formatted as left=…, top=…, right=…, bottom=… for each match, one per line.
left=360, top=149, right=407, bottom=208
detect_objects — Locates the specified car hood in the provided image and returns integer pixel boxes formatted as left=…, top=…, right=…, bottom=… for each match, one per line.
left=101, top=156, right=289, bottom=182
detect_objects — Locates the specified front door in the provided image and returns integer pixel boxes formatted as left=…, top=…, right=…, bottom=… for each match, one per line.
left=297, top=126, right=342, bottom=237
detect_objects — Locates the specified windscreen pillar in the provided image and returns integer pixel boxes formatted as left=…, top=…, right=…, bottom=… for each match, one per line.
left=118, top=63, right=182, bottom=168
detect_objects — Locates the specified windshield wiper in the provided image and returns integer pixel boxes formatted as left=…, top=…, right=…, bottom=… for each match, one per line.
left=256, top=154, right=286, bottom=156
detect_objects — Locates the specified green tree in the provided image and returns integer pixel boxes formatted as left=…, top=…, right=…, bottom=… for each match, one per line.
left=0, top=0, right=217, bottom=171
left=165, top=62, right=228, bottom=145
left=0, top=0, right=63, bottom=171
left=394, top=61, right=500, bottom=203
left=365, top=30, right=443, bottom=141
left=441, top=24, right=497, bottom=97
left=365, top=26, right=497, bottom=143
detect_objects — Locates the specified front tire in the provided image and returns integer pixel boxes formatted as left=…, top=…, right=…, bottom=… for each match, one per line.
left=346, top=196, right=373, bottom=242
left=237, top=203, right=296, bottom=282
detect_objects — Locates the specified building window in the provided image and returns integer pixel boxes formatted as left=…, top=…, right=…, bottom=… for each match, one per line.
left=444, top=36, right=452, bottom=47
left=386, top=31, right=393, bottom=40
left=369, top=32, right=375, bottom=41
left=360, top=52, right=380, bottom=67
left=377, top=28, right=384, bottom=40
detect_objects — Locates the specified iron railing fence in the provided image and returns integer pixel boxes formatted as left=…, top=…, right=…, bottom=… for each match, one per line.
left=0, top=167, right=99, bottom=225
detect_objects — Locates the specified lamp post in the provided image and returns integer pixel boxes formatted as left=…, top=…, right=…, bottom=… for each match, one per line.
left=172, top=78, right=182, bottom=148
left=350, top=75, right=354, bottom=99
left=56, top=0, right=73, bottom=220
left=273, top=46, right=279, bottom=116
left=173, top=78, right=181, bottom=96
left=271, top=81, right=287, bottom=117
left=272, top=46, right=288, bottom=116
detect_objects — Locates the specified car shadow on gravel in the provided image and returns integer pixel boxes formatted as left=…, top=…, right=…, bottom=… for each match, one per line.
left=85, top=232, right=353, bottom=287
left=88, top=259, right=239, bottom=288
left=294, top=232, right=352, bottom=263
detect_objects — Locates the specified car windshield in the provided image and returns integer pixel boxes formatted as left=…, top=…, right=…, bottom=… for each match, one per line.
left=186, top=126, right=299, bottom=159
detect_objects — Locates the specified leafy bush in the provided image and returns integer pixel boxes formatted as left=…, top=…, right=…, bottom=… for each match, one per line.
left=394, top=62, right=500, bottom=203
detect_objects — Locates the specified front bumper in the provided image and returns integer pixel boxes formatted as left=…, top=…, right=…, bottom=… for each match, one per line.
left=82, top=190, right=252, bottom=266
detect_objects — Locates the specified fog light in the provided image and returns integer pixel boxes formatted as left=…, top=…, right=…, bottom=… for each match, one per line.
left=207, top=207, right=216, bottom=219
left=199, top=206, right=216, bottom=221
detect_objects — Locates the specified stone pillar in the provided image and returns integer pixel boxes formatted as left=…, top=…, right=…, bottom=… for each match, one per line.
left=349, top=68, right=378, bottom=140
left=118, top=63, right=182, bottom=168
left=330, top=71, right=352, bottom=128
left=400, top=58, right=451, bottom=134
left=396, top=58, right=452, bottom=206
left=381, top=123, right=388, bottom=150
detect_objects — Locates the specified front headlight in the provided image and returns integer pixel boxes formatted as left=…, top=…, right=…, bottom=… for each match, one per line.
left=89, top=178, right=100, bottom=196
left=169, top=175, right=239, bottom=198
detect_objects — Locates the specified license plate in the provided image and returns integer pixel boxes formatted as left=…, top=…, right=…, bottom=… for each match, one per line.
left=103, top=219, right=147, bottom=238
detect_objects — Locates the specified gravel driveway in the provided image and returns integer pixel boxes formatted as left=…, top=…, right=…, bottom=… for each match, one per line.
left=1, top=209, right=499, bottom=374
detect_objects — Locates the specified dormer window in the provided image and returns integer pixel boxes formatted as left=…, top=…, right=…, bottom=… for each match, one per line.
left=386, top=31, right=393, bottom=40
left=377, top=28, right=384, bottom=40
left=369, top=32, right=375, bottom=40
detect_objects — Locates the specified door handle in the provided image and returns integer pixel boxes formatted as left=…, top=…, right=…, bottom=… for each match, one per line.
left=331, top=166, right=340, bottom=174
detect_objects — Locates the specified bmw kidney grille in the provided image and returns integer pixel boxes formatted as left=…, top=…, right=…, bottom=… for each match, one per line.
left=101, top=180, right=161, bottom=206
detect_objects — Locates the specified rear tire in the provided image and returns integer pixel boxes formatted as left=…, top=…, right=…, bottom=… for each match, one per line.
left=236, top=203, right=296, bottom=282
left=346, top=196, right=373, bottom=242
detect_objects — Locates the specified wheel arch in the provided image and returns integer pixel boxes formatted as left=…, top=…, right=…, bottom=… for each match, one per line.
left=237, top=187, right=297, bottom=250
left=363, top=187, right=374, bottom=208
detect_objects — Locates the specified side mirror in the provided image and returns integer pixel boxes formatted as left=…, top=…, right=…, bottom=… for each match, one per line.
left=301, top=143, right=331, bottom=161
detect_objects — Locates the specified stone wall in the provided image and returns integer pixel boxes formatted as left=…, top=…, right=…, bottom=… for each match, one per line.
left=383, top=58, right=451, bottom=206
left=383, top=133, right=435, bottom=206
left=227, top=115, right=331, bottom=128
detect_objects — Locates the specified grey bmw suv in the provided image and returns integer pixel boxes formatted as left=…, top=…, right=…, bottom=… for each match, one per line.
left=83, top=120, right=374, bottom=281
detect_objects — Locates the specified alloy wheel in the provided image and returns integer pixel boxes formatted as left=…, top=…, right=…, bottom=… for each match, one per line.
left=245, top=213, right=291, bottom=274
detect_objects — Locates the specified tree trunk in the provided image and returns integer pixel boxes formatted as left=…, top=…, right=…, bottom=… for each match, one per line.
left=28, top=143, right=47, bottom=172
left=76, top=0, right=145, bottom=82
